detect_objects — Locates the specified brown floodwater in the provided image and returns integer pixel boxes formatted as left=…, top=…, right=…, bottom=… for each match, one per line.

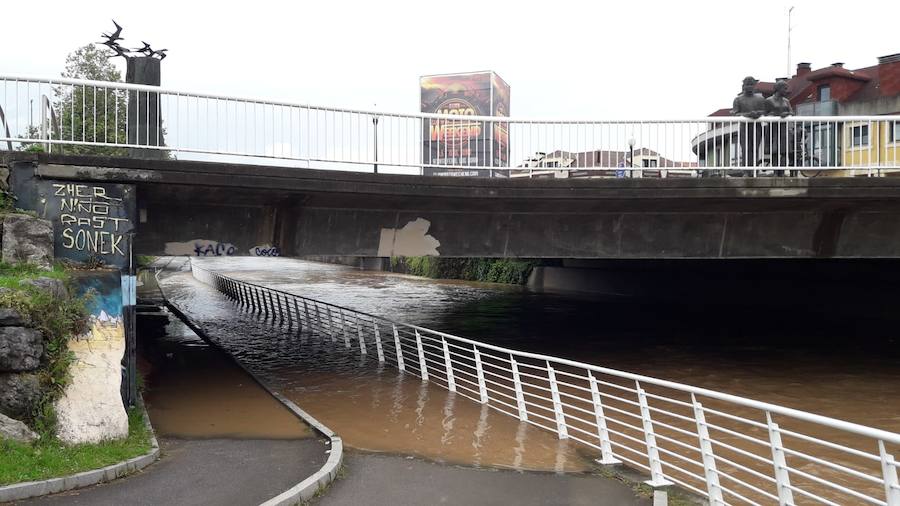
left=138, top=307, right=310, bottom=439
left=156, top=256, right=900, bottom=502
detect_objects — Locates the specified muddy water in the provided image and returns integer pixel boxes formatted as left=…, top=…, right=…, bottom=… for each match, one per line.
left=138, top=307, right=310, bottom=439
left=158, top=256, right=900, bottom=487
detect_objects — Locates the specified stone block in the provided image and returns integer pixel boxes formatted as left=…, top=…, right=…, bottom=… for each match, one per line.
left=0, top=412, right=38, bottom=443
left=18, top=277, right=67, bottom=300
left=0, top=327, right=43, bottom=371
left=0, top=308, right=24, bottom=326
left=1, top=214, right=53, bottom=270
left=0, top=372, right=40, bottom=419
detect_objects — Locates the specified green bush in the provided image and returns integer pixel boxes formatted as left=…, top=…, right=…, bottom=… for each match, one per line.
left=392, top=257, right=537, bottom=285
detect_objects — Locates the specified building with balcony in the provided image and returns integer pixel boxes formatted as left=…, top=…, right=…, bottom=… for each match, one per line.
left=694, top=53, right=900, bottom=174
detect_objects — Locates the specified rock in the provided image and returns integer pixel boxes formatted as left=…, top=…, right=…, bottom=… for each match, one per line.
left=0, top=412, right=38, bottom=444
left=19, top=277, right=68, bottom=300
left=0, top=308, right=24, bottom=326
left=2, top=214, right=54, bottom=270
left=0, top=166, right=9, bottom=191
left=0, top=372, right=41, bottom=419
left=0, top=327, right=43, bottom=371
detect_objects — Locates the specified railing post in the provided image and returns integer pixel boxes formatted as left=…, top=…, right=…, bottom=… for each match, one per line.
left=356, top=317, right=367, bottom=355
left=284, top=294, right=293, bottom=329
left=314, top=303, right=323, bottom=336
left=636, top=381, right=673, bottom=488
left=392, top=324, right=405, bottom=371
left=473, top=347, right=488, bottom=404
left=374, top=322, right=385, bottom=362
left=691, top=394, right=723, bottom=505
left=547, top=363, right=567, bottom=439
left=293, top=298, right=302, bottom=331
left=253, top=287, right=262, bottom=313
left=303, top=300, right=311, bottom=328
left=766, top=412, right=794, bottom=506
left=441, top=338, right=455, bottom=392
left=588, top=371, right=620, bottom=465
left=326, top=306, right=337, bottom=343
left=510, top=357, right=527, bottom=422
left=266, top=290, right=275, bottom=319
left=341, top=309, right=351, bottom=349
left=414, top=329, right=428, bottom=381
left=879, top=440, right=900, bottom=506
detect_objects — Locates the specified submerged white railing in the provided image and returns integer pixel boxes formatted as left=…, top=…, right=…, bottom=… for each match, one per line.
left=191, top=262, right=900, bottom=506
left=2, top=75, right=900, bottom=178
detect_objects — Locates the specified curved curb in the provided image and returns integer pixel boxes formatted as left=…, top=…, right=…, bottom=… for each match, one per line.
left=0, top=396, right=160, bottom=503
left=160, top=282, right=343, bottom=506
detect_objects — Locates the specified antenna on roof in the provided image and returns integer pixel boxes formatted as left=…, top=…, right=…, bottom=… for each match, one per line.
left=787, top=6, right=795, bottom=77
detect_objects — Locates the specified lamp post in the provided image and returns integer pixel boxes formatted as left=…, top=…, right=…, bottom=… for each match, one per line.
left=628, top=136, right=636, bottom=178
left=372, top=114, right=379, bottom=174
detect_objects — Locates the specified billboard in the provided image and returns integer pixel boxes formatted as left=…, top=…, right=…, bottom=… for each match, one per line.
left=420, top=71, right=509, bottom=176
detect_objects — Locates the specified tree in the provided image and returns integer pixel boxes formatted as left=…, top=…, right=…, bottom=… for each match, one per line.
left=49, top=44, right=129, bottom=156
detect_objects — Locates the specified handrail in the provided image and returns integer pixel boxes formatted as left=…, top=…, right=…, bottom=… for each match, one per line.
left=190, top=260, right=900, bottom=506
left=1, top=74, right=898, bottom=124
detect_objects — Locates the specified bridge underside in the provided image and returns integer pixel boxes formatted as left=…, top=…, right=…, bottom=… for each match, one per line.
left=9, top=153, right=900, bottom=259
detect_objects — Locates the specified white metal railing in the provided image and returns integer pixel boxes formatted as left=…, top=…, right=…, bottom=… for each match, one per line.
left=190, top=262, right=900, bottom=505
left=2, top=75, right=900, bottom=178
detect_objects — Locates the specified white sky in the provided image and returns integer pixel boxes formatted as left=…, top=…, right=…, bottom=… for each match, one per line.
left=3, top=0, right=899, bottom=121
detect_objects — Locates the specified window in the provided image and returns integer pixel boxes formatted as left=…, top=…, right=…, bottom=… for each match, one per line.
left=642, top=159, right=658, bottom=167
left=818, top=85, right=831, bottom=102
left=890, top=122, right=900, bottom=143
left=851, top=125, right=869, bottom=147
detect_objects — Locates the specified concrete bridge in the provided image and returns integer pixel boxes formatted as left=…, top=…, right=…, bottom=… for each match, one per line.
left=8, top=152, right=900, bottom=259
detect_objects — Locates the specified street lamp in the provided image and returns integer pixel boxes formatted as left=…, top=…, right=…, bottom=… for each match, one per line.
left=372, top=114, right=379, bottom=174
left=628, top=136, right=636, bottom=178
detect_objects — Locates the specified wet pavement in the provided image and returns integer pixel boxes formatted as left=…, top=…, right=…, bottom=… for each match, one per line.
left=315, top=451, right=650, bottom=506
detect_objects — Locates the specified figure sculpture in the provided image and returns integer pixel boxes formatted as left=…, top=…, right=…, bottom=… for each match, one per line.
left=764, top=79, right=796, bottom=173
left=98, top=20, right=166, bottom=60
left=731, top=76, right=767, bottom=173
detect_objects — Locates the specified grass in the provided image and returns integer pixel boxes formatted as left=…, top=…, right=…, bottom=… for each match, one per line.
left=0, top=262, right=68, bottom=290
left=0, top=407, right=153, bottom=486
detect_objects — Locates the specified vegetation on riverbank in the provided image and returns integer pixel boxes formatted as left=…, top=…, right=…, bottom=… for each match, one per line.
left=0, top=262, right=88, bottom=436
left=0, top=407, right=152, bottom=486
left=390, top=257, right=537, bottom=285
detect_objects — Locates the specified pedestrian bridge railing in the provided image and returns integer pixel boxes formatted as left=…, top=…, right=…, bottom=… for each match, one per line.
left=2, top=74, right=900, bottom=178
left=190, top=262, right=900, bottom=505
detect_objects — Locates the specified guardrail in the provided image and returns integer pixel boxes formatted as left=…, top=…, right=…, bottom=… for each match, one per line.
left=2, top=74, right=899, bottom=178
left=190, top=262, right=900, bottom=505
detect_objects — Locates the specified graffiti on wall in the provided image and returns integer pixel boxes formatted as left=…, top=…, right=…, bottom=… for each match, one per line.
left=55, top=270, right=128, bottom=444
left=164, top=239, right=237, bottom=256
left=164, top=240, right=282, bottom=257
left=250, top=245, right=280, bottom=257
left=29, top=182, right=135, bottom=269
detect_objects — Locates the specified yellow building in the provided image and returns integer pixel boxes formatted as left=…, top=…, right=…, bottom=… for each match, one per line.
left=841, top=120, right=900, bottom=175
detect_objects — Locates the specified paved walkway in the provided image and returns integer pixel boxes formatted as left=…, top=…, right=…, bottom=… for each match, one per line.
left=316, top=451, right=650, bottom=506
left=25, top=438, right=324, bottom=506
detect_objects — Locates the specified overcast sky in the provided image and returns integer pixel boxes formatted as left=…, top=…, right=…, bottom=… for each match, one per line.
left=4, top=0, right=899, bottom=121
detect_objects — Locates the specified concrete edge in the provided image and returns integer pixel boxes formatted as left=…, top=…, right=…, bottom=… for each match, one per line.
left=158, top=275, right=343, bottom=506
left=0, top=394, right=161, bottom=503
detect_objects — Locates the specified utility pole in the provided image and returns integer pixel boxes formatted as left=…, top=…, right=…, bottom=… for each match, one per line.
left=787, top=6, right=795, bottom=77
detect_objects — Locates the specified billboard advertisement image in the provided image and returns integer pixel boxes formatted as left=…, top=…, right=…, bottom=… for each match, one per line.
left=420, top=71, right=509, bottom=175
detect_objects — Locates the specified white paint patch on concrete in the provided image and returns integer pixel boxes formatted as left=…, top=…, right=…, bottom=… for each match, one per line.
left=377, top=218, right=440, bottom=257
left=164, top=239, right=237, bottom=257
left=55, top=319, right=128, bottom=444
